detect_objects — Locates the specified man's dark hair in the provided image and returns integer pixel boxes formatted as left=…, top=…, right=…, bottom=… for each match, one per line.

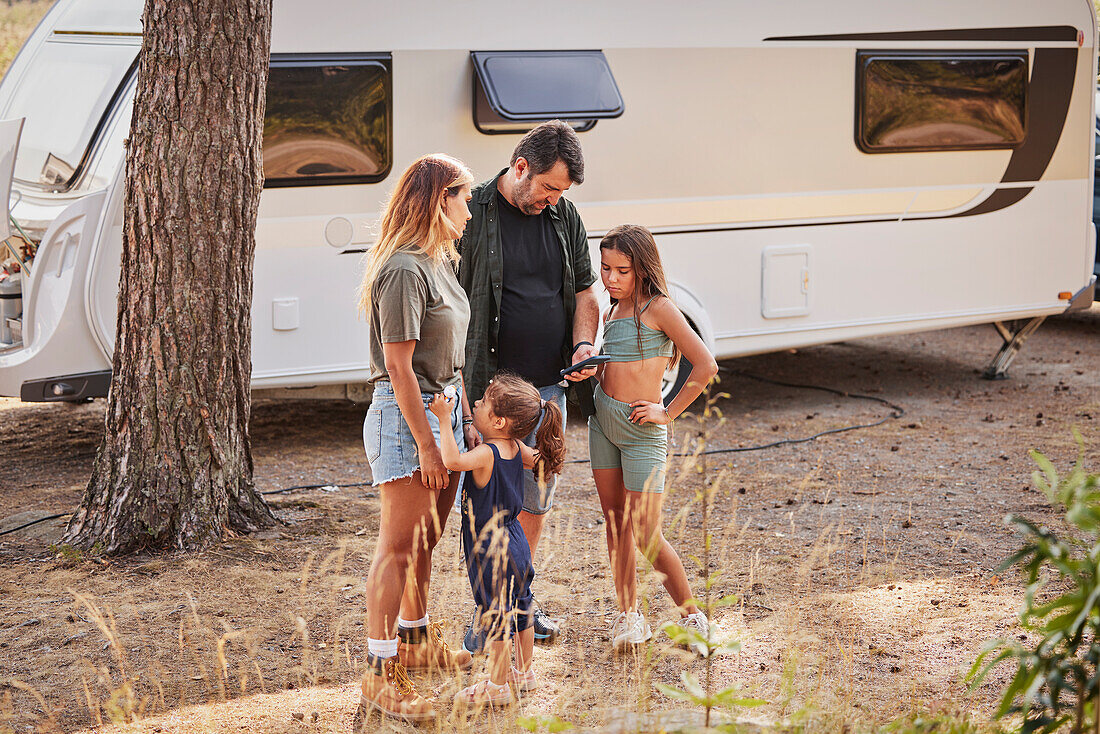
left=510, top=120, right=585, bottom=185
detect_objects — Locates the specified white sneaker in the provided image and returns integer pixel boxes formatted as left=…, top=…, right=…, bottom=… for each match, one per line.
left=674, top=611, right=712, bottom=656
left=611, top=610, right=652, bottom=649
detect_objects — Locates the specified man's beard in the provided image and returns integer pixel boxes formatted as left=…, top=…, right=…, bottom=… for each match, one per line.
left=512, top=177, right=543, bottom=215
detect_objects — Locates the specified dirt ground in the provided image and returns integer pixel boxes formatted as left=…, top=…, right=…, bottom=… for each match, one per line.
left=0, top=306, right=1098, bottom=733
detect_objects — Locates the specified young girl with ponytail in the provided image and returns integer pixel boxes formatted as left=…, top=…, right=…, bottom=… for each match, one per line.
left=429, top=371, right=565, bottom=707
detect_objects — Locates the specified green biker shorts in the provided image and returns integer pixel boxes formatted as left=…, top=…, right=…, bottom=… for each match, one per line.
left=588, top=384, right=668, bottom=493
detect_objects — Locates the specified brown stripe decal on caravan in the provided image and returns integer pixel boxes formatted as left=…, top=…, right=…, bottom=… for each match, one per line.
left=948, top=46, right=1078, bottom=217
left=766, top=26, right=1079, bottom=43
left=1000, top=47, right=1078, bottom=184
left=571, top=35, right=1084, bottom=241
left=766, top=26, right=1080, bottom=218
left=947, top=187, right=1032, bottom=218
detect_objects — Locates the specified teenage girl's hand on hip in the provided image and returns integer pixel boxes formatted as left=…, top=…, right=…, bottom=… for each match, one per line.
left=428, top=393, right=453, bottom=419
left=418, top=442, right=448, bottom=490
left=629, top=400, right=670, bottom=425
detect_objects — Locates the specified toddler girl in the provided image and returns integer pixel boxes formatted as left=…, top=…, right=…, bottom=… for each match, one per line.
left=430, top=371, right=565, bottom=705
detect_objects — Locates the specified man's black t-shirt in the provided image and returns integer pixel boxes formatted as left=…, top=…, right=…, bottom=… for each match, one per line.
left=496, top=191, right=568, bottom=387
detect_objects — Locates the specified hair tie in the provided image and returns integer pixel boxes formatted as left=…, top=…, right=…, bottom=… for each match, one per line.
left=540, top=399, right=547, bottom=408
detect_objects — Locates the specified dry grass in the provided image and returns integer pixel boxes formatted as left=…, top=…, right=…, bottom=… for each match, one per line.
left=0, top=5, right=1093, bottom=720
left=2, top=383, right=1082, bottom=732
left=0, top=1, right=54, bottom=77
left=11, top=307, right=1098, bottom=731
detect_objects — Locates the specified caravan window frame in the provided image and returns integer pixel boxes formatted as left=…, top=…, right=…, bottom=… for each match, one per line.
left=4, top=34, right=139, bottom=193
left=855, top=50, right=1029, bottom=154
left=264, top=53, right=393, bottom=188
left=470, top=50, right=623, bottom=135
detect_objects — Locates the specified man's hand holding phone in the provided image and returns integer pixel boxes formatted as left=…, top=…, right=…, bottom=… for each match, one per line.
left=561, top=346, right=610, bottom=381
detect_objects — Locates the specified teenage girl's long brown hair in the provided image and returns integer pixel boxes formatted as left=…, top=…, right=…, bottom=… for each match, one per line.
left=358, top=153, right=473, bottom=313
left=599, top=224, right=681, bottom=368
left=484, top=372, right=565, bottom=484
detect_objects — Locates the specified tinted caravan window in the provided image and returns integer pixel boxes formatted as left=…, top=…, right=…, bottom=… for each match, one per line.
left=857, top=52, right=1027, bottom=153
left=264, top=55, right=391, bottom=186
left=471, top=50, right=623, bottom=134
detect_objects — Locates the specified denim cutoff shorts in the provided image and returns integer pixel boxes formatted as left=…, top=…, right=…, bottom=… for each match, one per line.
left=588, top=383, right=668, bottom=493
left=364, top=379, right=465, bottom=489
left=520, top=383, right=567, bottom=515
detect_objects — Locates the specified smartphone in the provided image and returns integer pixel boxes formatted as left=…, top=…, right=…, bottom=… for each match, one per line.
left=559, top=354, right=611, bottom=378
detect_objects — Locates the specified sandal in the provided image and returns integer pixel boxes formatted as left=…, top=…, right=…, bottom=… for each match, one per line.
left=507, top=666, right=538, bottom=694
left=454, top=678, right=516, bottom=708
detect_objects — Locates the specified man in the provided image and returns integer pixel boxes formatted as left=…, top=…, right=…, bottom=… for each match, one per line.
left=458, top=120, right=600, bottom=650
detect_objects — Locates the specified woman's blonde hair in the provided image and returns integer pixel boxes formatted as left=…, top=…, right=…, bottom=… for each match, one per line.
left=358, top=153, right=473, bottom=313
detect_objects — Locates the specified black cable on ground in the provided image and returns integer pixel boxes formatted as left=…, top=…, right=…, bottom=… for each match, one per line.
left=564, top=368, right=905, bottom=464
left=0, top=512, right=70, bottom=537
left=260, top=480, right=373, bottom=496
left=1, top=371, right=904, bottom=536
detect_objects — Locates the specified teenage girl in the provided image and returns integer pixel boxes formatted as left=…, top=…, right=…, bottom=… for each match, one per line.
left=588, top=223, right=719, bottom=650
left=430, top=371, right=565, bottom=706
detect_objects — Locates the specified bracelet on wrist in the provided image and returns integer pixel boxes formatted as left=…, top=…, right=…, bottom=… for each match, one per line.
left=462, top=417, right=474, bottom=425
left=572, top=340, right=594, bottom=354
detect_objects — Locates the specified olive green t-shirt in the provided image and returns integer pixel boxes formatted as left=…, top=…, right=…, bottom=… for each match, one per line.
left=368, top=250, right=470, bottom=394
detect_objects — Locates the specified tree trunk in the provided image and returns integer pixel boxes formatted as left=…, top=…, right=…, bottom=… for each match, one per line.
left=64, top=0, right=276, bottom=553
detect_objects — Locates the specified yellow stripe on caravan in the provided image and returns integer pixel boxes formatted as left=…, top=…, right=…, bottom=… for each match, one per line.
left=907, top=188, right=982, bottom=214
left=576, top=188, right=984, bottom=232
left=252, top=188, right=984, bottom=249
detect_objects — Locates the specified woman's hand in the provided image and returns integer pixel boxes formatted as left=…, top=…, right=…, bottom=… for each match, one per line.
left=629, top=400, right=670, bottom=425
left=428, top=393, right=453, bottom=419
left=418, top=441, right=448, bottom=490
left=463, top=424, right=482, bottom=450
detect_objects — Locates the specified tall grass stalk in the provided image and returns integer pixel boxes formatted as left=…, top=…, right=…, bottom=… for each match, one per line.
left=659, top=381, right=765, bottom=730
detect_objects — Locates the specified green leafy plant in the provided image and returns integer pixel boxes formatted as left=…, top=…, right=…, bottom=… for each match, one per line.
left=659, top=549, right=762, bottom=718
left=968, top=431, right=1100, bottom=733
left=658, top=384, right=765, bottom=729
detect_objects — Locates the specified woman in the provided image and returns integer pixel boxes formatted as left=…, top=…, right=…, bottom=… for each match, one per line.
left=358, top=153, right=477, bottom=724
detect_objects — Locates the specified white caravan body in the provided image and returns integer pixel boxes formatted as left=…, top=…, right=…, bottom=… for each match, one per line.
left=0, top=0, right=1095, bottom=401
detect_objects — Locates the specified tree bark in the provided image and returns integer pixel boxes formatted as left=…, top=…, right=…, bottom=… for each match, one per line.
left=64, top=0, right=276, bottom=553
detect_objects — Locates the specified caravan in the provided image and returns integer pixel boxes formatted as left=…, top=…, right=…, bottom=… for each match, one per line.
left=0, top=0, right=1095, bottom=402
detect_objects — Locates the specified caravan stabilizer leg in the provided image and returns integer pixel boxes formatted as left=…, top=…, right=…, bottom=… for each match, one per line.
left=982, top=317, right=1046, bottom=380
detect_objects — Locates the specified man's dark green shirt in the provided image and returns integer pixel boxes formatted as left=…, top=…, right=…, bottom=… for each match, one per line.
left=457, top=169, right=597, bottom=412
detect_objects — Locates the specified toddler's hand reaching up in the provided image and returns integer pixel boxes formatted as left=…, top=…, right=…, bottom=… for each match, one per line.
left=429, top=392, right=454, bottom=419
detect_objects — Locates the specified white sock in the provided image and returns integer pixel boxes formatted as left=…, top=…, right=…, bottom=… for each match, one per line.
left=397, top=613, right=429, bottom=629
left=367, top=637, right=399, bottom=658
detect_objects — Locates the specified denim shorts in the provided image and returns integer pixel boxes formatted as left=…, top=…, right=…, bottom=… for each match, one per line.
left=364, top=380, right=465, bottom=488
left=520, top=383, right=568, bottom=515
left=588, top=383, right=667, bottom=493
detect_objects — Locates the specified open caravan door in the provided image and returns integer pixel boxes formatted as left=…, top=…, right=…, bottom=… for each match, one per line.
left=0, top=112, right=110, bottom=400
left=0, top=118, right=24, bottom=349
left=0, top=118, right=22, bottom=240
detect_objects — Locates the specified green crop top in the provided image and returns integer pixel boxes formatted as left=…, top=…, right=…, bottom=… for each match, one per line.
left=601, top=296, right=674, bottom=362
